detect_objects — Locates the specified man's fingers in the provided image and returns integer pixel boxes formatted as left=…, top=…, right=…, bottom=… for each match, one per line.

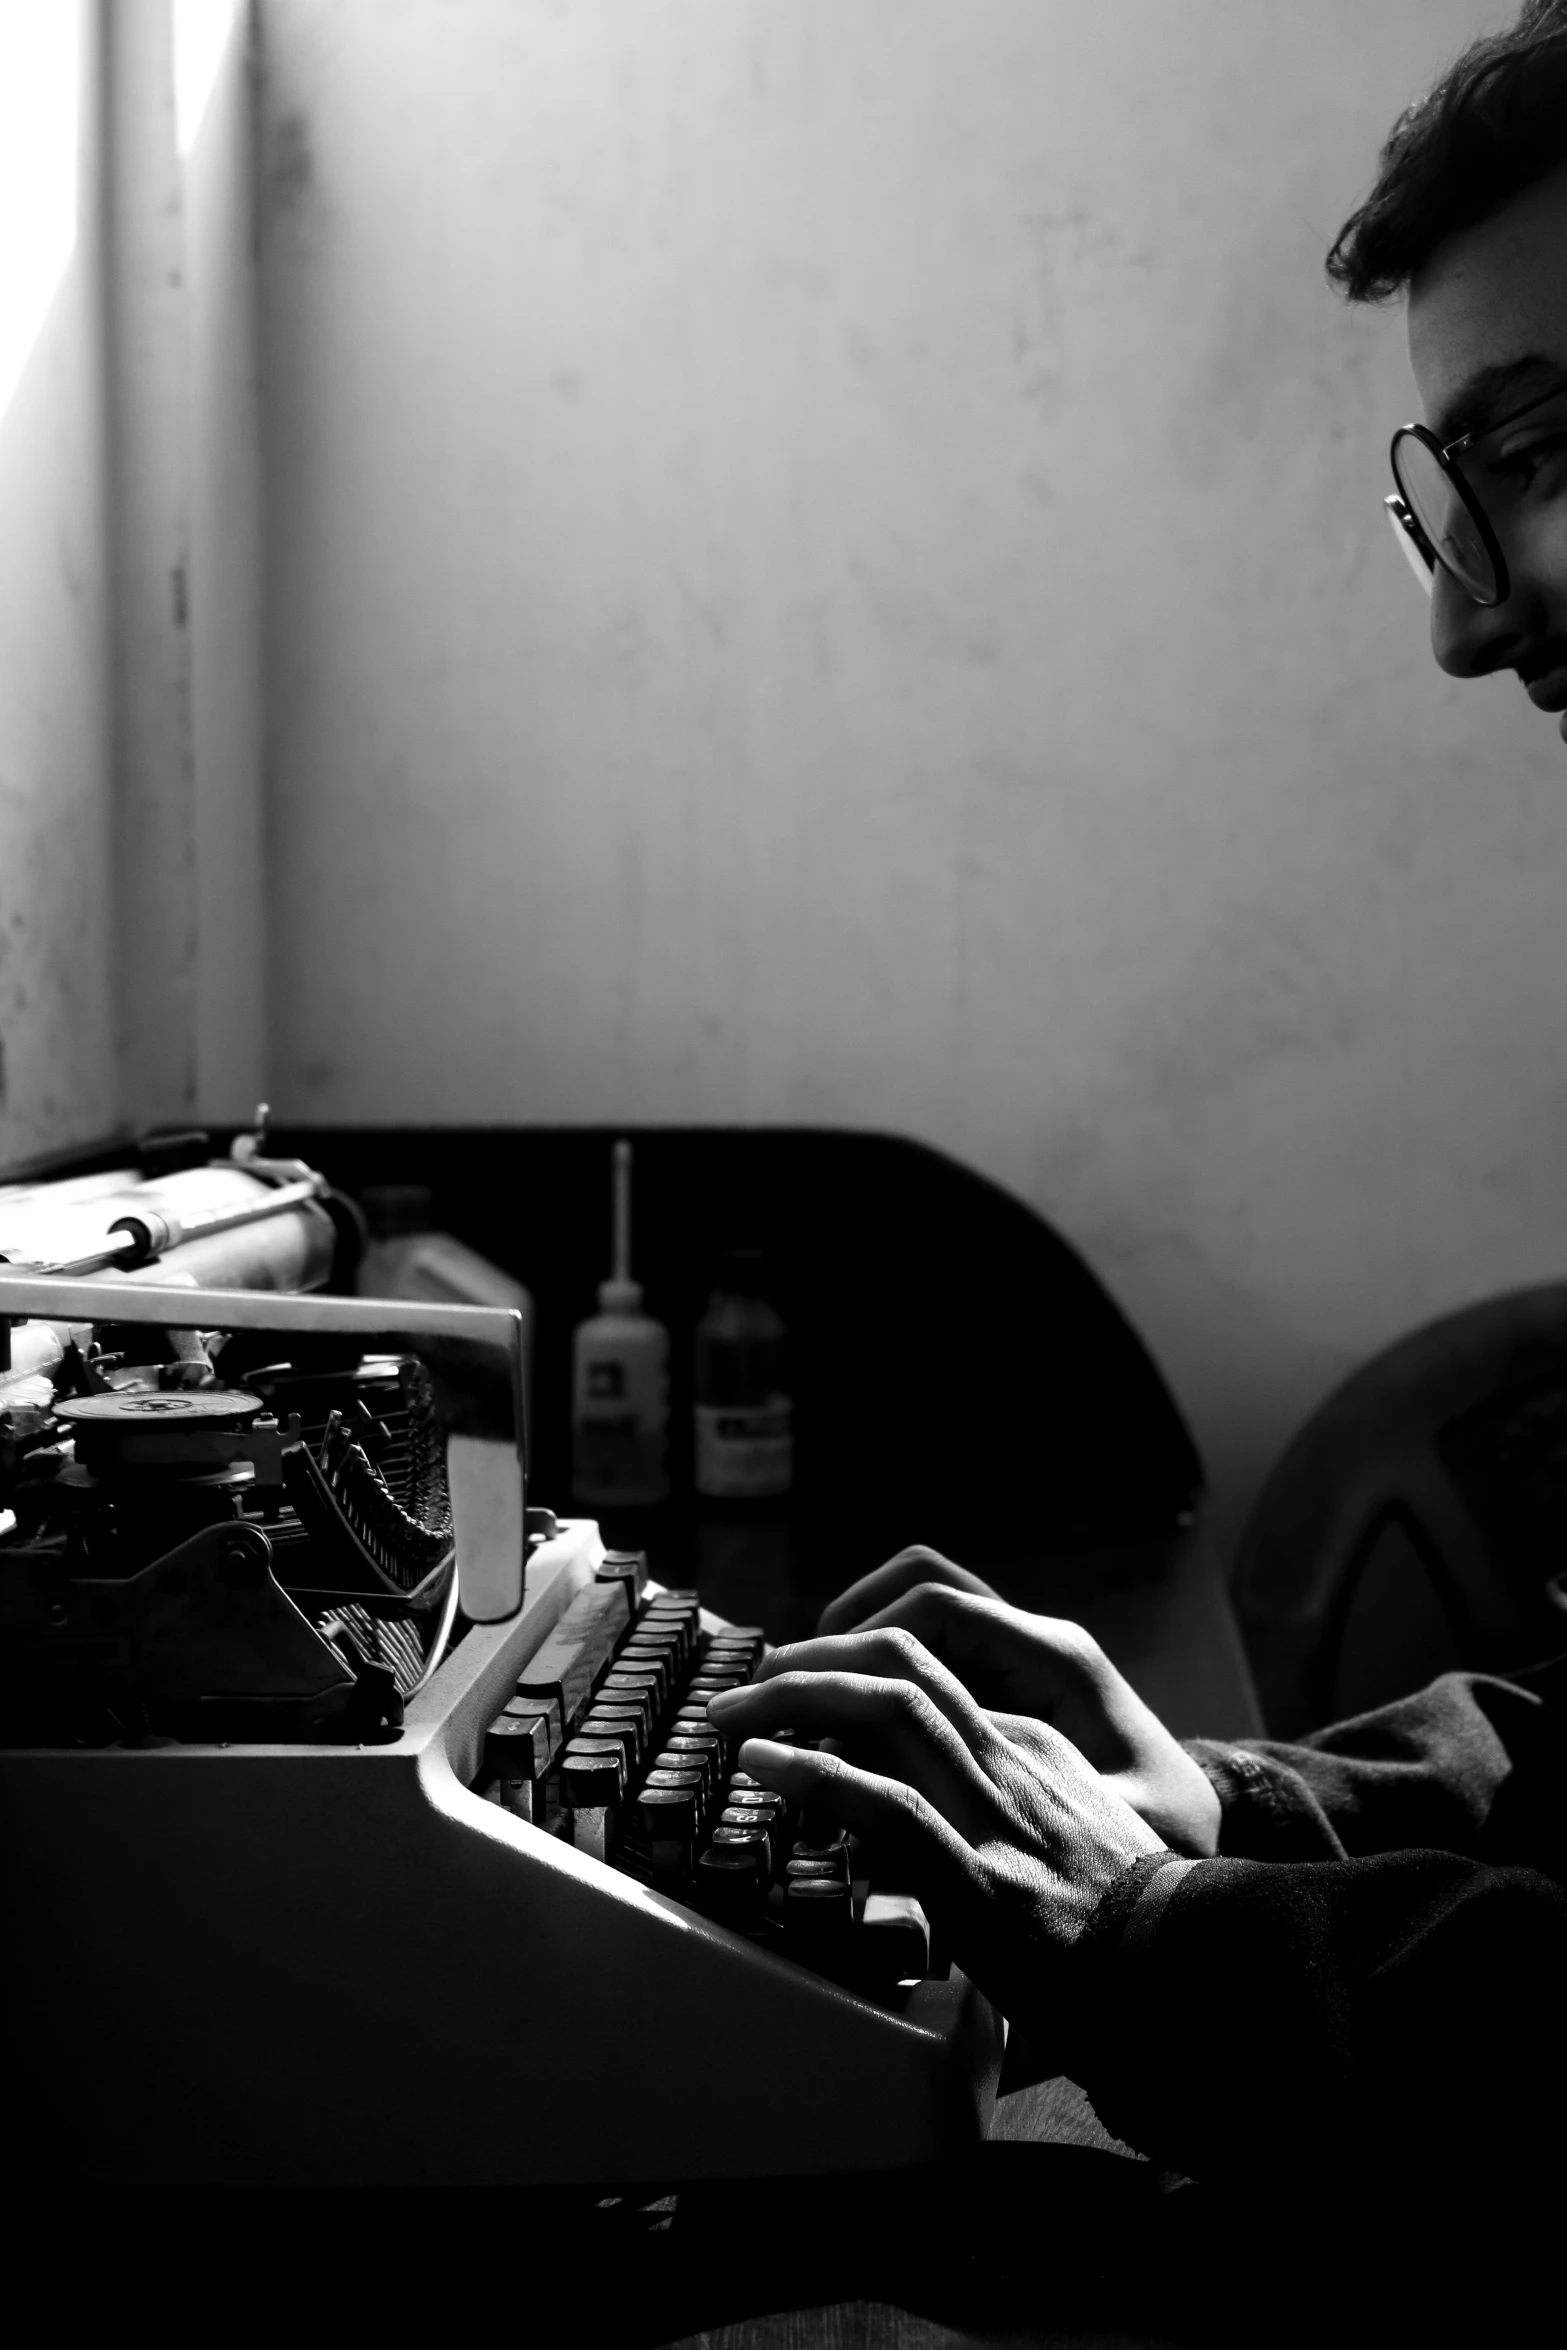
left=816, top=1548, right=999, bottom=1637
left=988, top=1709, right=1057, bottom=1753
left=737, top=1737, right=971, bottom=1903
left=752, top=1627, right=996, bottom=1752
left=848, top=1587, right=1111, bottom=1739
left=864, top=1579, right=1099, bottom=1691
left=710, top=1668, right=994, bottom=1840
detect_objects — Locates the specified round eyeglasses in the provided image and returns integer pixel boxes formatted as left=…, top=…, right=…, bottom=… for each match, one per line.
left=1386, top=379, right=1567, bottom=607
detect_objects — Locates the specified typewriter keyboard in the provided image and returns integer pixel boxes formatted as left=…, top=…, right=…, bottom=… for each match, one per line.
left=480, top=1565, right=938, bottom=1996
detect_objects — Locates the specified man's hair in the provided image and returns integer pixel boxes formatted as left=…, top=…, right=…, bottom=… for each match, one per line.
left=1327, top=0, right=1567, bottom=302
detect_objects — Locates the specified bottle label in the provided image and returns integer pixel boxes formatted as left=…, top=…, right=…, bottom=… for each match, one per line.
left=694, top=1398, right=794, bottom=1499
left=572, top=1329, right=669, bottom=1506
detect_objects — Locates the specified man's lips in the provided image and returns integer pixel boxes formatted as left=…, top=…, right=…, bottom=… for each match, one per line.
left=1523, top=664, right=1567, bottom=713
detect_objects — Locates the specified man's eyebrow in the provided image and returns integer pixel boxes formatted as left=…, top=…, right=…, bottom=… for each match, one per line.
left=1434, top=354, right=1567, bottom=443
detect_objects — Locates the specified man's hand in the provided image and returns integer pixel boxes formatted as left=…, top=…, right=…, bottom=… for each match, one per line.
left=707, top=1627, right=1167, bottom=2045
left=815, top=1547, right=1220, bottom=1858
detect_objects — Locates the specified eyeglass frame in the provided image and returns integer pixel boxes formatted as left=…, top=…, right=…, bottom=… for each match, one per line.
left=1386, top=379, right=1567, bottom=608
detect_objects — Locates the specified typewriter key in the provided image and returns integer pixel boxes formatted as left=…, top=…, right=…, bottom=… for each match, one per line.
left=711, top=1826, right=774, bottom=1887
left=712, top=1822, right=770, bottom=1857
left=617, top=1652, right=673, bottom=1705
left=644, top=1766, right=704, bottom=1809
left=637, top=1782, right=699, bottom=1844
left=694, top=1843, right=767, bottom=1927
left=643, top=1600, right=698, bottom=1645
left=595, top=1549, right=647, bottom=1610
left=655, top=1745, right=715, bottom=1799
left=719, top=1800, right=778, bottom=1833
left=599, top=1673, right=656, bottom=1720
left=643, top=1618, right=698, bottom=1663
left=859, top=1891, right=932, bottom=1981
left=704, top=1635, right=764, bottom=1672
left=625, top=1631, right=682, bottom=1662
left=722, top=1791, right=783, bottom=1821
left=719, top=1803, right=781, bottom=1869
left=725, top=1787, right=786, bottom=1822
left=682, top=1709, right=734, bottom=1761
left=790, top=1840, right=850, bottom=1882
left=604, top=1669, right=664, bottom=1717
left=785, top=1876, right=852, bottom=1938
left=562, top=1741, right=626, bottom=1808
left=609, top=1659, right=665, bottom=1688
left=485, top=1710, right=556, bottom=1789
left=581, top=1708, right=643, bottom=1769
left=668, top=1721, right=722, bottom=1756
left=659, top=1734, right=718, bottom=1788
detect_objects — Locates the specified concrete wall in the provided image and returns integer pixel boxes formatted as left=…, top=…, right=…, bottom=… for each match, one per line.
left=0, top=0, right=264, bottom=1169
left=255, top=0, right=1554, bottom=1553
left=0, top=3, right=116, bottom=1165
left=109, top=0, right=266, bottom=1130
left=183, top=0, right=268, bottom=1123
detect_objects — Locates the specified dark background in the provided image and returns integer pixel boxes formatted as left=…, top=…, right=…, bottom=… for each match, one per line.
left=276, top=1124, right=1204, bottom=1633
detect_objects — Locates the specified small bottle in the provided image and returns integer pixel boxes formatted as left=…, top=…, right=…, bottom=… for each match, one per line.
left=693, top=1249, right=793, bottom=1501
left=572, top=1141, right=670, bottom=1508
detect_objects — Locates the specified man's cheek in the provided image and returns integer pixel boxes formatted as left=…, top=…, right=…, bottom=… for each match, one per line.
left=1527, top=504, right=1567, bottom=611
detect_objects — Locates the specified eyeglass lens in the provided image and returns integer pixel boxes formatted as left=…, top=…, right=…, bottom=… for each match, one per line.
left=1391, top=434, right=1498, bottom=603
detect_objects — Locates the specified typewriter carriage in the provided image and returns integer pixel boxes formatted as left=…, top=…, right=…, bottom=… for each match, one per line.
left=0, top=1274, right=529, bottom=1747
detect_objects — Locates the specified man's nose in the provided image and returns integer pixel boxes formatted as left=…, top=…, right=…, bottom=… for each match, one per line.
left=1429, top=560, right=1535, bottom=678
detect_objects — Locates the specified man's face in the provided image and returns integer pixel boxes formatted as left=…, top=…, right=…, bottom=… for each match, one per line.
left=1407, top=160, right=1567, bottom=737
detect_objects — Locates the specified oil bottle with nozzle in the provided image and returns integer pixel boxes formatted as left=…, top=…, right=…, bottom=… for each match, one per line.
left=571, top=1140, right=670, bottom=1509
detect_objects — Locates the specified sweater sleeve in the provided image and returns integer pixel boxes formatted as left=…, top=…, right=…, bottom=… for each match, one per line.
left=1070, top=1844, right=1567, bottom=2215
left=1183, top=1648, right=1567, bottom=1873
left=1063, top=1654, right=1567, bottom=2215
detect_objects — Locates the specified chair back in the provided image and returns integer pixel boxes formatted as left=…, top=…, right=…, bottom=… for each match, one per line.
left=1233, top=1283, right=1567, bottom=1735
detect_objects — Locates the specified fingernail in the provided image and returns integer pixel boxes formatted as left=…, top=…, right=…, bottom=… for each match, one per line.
left=706, top=1687, right=744, bottom=1715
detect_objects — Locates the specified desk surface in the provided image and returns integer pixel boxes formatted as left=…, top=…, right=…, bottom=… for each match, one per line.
left=531, top=2087, right=1220, bottom=2350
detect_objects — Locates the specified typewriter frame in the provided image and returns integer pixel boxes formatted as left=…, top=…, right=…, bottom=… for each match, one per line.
left=0, top=1275, right=1004, bottom=2185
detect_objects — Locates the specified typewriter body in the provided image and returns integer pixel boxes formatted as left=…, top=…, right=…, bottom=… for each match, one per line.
left=0, top=1144, right=1002, bottom=2186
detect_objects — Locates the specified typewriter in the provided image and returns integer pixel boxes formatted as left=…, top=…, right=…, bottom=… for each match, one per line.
left=0, top=1134, right=1003, bottom=2186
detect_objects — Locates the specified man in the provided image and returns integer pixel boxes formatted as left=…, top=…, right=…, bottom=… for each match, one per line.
left=712, top=0, right=1567, bottom=2303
